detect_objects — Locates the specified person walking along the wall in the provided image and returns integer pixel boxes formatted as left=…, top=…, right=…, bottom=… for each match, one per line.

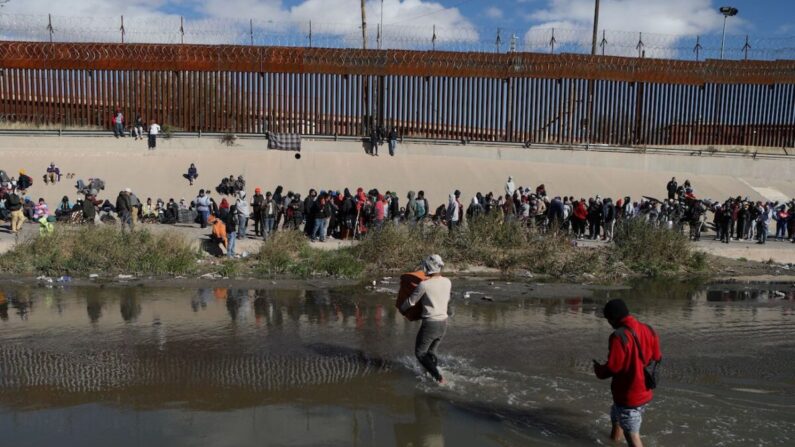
left=148, top=120, right=161, bottom=150
left=388, top=127, right=398, bottom=156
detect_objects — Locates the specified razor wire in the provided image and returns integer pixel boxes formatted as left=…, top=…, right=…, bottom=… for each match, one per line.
left=1, top=13, right=794, bottom=61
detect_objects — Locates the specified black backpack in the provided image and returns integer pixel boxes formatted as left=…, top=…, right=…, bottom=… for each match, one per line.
left=0, top=170, right=10, bottom=184
left=6, top=193, right=20, bottom=209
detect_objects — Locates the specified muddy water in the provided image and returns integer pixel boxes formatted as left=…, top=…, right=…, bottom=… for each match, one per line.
left=0, top=279, right=792, bottom=446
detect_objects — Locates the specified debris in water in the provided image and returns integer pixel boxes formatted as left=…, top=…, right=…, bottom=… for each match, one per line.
left=481, top=296, right=494, bottom=302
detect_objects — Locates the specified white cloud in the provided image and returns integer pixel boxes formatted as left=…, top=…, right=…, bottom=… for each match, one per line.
left=523, top=0, right=748, bottom=57
left=485, top=7, right=503, bottom=20
left=0, top=0, right=477, bottom=48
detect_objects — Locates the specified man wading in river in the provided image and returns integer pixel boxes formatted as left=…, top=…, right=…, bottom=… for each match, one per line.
left=593, top=299, right=662, bottom=447
left=402, top=254, right=451, bottom=384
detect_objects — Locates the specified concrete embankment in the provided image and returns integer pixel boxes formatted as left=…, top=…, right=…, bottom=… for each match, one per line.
left=1, top=135, right=794, bottom=207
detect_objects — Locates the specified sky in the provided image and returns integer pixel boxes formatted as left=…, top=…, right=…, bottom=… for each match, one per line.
left=0, top=0, right=791, bottom=56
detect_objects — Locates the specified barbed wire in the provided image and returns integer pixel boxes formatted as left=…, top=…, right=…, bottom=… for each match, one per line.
left=0, top=13, right=794, bottom=61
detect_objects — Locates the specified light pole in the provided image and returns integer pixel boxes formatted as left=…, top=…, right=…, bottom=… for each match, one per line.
left=380, top=0, right=384, bottom=49
left=591, top=0, right=600, bottom=55
left=719, top=6, right=738, bottom=59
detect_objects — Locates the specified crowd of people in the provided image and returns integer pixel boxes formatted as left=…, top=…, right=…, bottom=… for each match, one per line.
left=3, top=162, right=794, bottom=255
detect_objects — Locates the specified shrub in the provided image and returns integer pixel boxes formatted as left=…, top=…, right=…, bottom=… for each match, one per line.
left=254, top=230, right=364, bottom=278
left=610, top=218, right=697, bottom=276
left=0, top=226, right=198, bottom=276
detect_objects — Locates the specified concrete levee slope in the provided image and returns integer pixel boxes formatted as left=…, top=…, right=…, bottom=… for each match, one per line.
left=1, top=136, right=793, bottom=209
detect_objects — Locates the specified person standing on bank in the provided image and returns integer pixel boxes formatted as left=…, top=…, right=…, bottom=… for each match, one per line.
left=112, top=108, right=125, bottom=138
left=401, top=254, right=451, bottom=384
left=666, top=177, right=677, bottom=201
left=593, top=299, right=662, bottom=447
left=148, top=120, right=161, bottom=150
left=388, top=127, right=398, bottom=156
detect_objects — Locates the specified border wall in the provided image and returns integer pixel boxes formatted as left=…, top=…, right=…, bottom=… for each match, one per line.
left=1, top=41, right=794, bottom=148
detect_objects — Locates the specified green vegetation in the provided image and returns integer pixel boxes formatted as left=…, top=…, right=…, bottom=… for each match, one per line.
left=609, top=218, right=707, bottom=276
left=0, top=217, right=705, bottom=282
left=0, top=226, right=198, bottom=276
left=254, top=231, right=363, bottom=278
left=348, top=215, right=601, bottom=277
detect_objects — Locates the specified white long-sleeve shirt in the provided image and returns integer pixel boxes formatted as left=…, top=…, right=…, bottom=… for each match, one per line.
left=401, top=276, right=451, bottom=321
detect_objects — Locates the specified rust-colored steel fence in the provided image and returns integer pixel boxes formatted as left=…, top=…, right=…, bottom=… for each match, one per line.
left=1, top=41, right=794, bottom=148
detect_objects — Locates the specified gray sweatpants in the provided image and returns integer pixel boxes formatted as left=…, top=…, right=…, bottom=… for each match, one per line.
left=415, top=319, right=447, bottom=381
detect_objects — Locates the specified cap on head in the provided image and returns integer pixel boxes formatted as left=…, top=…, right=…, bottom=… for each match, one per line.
left=603, top=299, right=630, bottom=322
left=255, top=187, right=262, bottom=193
left=422, top=254, right=444, bottom=275
left=125, top=187, right=132, bottom=193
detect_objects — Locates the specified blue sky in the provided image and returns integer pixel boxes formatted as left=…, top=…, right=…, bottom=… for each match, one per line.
left=1, top=0, right=792, bottom=55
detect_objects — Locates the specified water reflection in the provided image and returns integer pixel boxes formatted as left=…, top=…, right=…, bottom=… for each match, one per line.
left=0, top=281, right=791, bottom=447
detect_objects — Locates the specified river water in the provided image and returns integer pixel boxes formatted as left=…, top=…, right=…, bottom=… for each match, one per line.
left=0, top=279, right=792, bottom=446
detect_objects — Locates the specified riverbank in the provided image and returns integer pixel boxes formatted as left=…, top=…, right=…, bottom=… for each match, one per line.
left=1, top=218, right=791, bottom=284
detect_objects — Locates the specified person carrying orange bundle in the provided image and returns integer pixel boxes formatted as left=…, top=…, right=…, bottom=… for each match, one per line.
left=209, top=214, right=227, bottom=254
left=400, top=254, right=451, bottom=384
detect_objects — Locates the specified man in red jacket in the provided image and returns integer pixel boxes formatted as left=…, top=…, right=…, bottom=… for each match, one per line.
left=593, top=299, right=662, bottom=447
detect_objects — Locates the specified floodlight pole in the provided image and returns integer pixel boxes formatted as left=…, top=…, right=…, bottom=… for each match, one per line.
left=719, top=6, right=738, bottom=59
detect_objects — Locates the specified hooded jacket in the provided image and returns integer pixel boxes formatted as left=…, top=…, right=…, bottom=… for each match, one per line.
left=595, top=315, right=662, bottom=408
left=235, top=192, right=250, bottom=217
left=447, top=194, right=459, bottom=222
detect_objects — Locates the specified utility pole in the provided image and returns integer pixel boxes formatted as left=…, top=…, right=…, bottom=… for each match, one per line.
left=591, top=0, right=600, bottom=55
left=380, top=0, right=384, bottom=49
left=361, top=0, right=367, bottom=50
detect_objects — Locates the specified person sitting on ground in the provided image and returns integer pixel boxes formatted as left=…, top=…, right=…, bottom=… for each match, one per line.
left=155, top=198, right=166, bottom=222
left=184, top=163, right=199, bottom=186
left=132, top=113, right=145, bottom=141
left=216, top=176, right=230, bottom=195
left=32, top=198, right=49, bottom=221
left=82, top=194, right=98, bottom=224
left=44, top=163, right=62, bottom=185
left=163, top=199, right=178, bottom=224
left=233, top=175, right=246, bottom=194
left=22, top=197, right=36, bottom=221
left=55, top=196, right=72, bottom=219
left=142, top=198, right=157, bottom=220
left=100, top=199, right=115, bottom=214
